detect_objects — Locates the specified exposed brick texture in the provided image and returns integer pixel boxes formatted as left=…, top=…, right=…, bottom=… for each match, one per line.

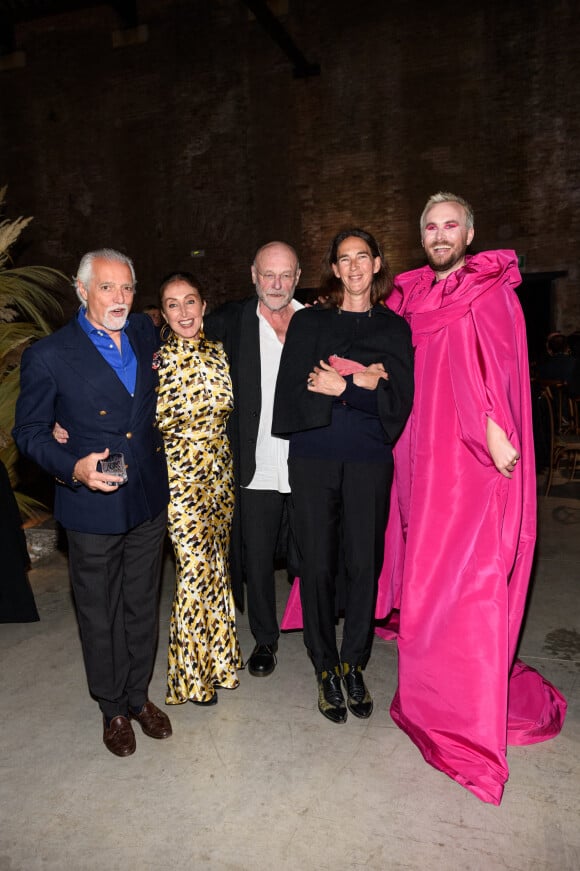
left=1, top=0, right=579, bottom=332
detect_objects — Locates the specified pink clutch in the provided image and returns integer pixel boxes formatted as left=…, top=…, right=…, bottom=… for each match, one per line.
left=328, top=354, right=366, bottom=376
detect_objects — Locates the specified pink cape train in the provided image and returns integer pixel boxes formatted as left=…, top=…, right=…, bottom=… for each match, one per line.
left=281, top=250, right=566, bottom=804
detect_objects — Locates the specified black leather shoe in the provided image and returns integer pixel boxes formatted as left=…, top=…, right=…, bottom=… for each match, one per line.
left=247, top=643, right=277, bottom=677
left=342, top=662, right=373, bottom=719
left=318, top=666, right=347, bottom=724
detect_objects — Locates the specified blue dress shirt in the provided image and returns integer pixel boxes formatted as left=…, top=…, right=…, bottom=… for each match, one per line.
left=78, top=307, right=137, bottom=395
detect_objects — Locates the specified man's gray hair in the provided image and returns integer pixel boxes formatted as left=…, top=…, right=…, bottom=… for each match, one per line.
left=73, top=248, right=136, bottom=307
left=420, top=192, right=475, bottom=234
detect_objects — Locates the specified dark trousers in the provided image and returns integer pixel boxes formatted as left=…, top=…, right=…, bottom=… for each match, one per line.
left=289, top=457, right=393, bottom=673
left=240, top=488, right=290, bottom=646
left=66, top=509, right=167, bottom=720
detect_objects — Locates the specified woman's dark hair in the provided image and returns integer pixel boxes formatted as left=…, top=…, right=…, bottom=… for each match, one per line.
left=319, top=228, right=392, bottom=308
left=158, top=271, right=205, bottom=305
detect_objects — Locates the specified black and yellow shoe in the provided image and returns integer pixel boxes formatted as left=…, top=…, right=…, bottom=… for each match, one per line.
left=342, top=662, right=373, bottom=719
left=317, top=666, right=347, bottom=724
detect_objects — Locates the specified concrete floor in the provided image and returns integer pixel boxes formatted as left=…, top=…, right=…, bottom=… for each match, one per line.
left=1, top=484, right=579, bottom=871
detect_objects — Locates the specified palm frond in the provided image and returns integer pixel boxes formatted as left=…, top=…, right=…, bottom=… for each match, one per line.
left=0, top=438, right=19, bottom=475
left=0, top=216, right=34, bottom=267
left=0, top=267, right=65, bottom=332
left=0, top=321, right=47, bottom=360
left=5, top=265, right=67, bottom=289
left=13, top=490, right=48, bottom=521
left=0, top=367, right=22, bottom=436
left=0, top=186, right=67, bottom=510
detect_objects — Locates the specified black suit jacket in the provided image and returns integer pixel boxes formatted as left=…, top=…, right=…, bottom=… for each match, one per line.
left=13, top=313, right=168, bottom=534
left=205, top=297, right=274, bottom=606
left=205, top=297, right=262, bottom=488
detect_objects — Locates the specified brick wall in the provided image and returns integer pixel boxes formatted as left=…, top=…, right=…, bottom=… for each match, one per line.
left=1, top=0, right=578, bottom=329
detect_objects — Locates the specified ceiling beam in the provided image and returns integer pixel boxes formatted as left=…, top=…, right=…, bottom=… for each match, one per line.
left=242, top=0, right=320, bottom=78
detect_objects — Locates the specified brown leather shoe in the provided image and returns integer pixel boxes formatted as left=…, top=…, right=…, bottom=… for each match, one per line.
left=103, top=715, right=136, bottom=757
left=130, top=700, right=172, bottom=739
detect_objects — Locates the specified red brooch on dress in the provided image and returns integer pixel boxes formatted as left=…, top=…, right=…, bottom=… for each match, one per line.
left=152, top=350, right=162, bottom=370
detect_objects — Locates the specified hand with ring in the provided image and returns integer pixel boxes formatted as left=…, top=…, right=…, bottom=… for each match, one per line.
left=486, top=417, right=521, bottom=479
left=307, top=360, right=346, bottom=396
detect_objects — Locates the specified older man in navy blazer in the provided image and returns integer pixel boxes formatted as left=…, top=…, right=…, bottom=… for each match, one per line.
left=13, top=248, right=171, bottom=757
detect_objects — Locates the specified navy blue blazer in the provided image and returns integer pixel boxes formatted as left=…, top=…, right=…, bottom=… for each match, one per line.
left=13, top=313, right=169, bottom=534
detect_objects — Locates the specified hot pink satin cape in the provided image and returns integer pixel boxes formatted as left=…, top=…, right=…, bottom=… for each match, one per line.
left=281, top=250, right=566, bottom=804
left=376, top=250, right=566, bottom=804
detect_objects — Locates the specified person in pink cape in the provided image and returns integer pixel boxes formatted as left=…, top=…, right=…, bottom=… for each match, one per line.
left=376, top=192, right=567, bottom=804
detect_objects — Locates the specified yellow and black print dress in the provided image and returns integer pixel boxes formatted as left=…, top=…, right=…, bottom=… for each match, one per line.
left=157, top=331, right=242, bottom=704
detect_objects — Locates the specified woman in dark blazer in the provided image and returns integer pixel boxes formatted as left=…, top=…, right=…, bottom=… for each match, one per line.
left=273, top=229, right=414, bottom=724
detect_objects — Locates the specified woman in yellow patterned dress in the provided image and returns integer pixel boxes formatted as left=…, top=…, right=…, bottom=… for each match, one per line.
left=157, top=272, right=242, bottom=706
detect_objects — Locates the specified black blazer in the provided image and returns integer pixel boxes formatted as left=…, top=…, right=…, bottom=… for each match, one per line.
left=205, top=297, right=263, bottom=488
left=272, top=305, right=414, bottom=443
left=205, top=296, right=277, bottom=607
left=13, top=313, right=169, bottom=534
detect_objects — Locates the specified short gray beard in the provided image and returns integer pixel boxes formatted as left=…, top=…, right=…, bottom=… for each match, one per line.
left=102, top=306, right=129, bottom=331
left=256, top=287, right=294, bottom=313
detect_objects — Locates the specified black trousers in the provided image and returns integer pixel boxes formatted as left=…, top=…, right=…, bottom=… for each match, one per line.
left=289, top=457, right=393, bottom=673
left=240, top=488, right=291, bottom=646
left=66, top=509, right=167, bottom=720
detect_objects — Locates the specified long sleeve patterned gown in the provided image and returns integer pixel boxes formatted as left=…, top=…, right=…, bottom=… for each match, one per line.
left=157, top=331, right=242, bottom=704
